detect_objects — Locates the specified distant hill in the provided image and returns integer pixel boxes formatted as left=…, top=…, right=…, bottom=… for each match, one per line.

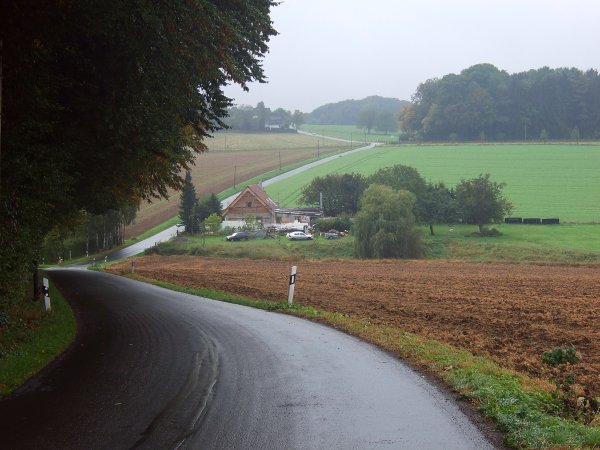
left=307, top=96, right=409, bottom=125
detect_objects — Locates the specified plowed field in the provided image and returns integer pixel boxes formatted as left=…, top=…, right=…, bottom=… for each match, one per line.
left=109, top=256, right=600, bottom=396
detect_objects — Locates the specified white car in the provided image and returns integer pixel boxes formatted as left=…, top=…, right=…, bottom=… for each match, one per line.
left=286, top=231, right=313, bottom=240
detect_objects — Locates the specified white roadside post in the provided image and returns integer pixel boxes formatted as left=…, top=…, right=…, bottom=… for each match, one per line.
left=131, top=261, right=136, bottom=273
left=288, top=265, right=297, bottom=305
left=42, top=277, right=51, bottom=312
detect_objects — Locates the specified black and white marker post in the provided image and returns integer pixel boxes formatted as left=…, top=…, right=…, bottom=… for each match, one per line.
left=42, top=277, right=51, bottom=312
left=288, top=265, right=297, bottom=305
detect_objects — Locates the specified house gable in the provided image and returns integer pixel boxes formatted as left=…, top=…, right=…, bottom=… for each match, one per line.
left=223, top=185, right=278, bottom=223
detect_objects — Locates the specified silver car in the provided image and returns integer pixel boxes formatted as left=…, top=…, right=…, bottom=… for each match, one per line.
left=286, top=231, right=313, bottom=240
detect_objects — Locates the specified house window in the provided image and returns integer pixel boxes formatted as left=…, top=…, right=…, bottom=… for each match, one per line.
left=246, top=201, right=252, bottom=208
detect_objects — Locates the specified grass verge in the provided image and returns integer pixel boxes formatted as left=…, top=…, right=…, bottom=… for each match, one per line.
left=148, top=224, right=600, bottom=265
left=123, top=272, right=600, bottom=449
left=0, top=274, right=76, bottom=398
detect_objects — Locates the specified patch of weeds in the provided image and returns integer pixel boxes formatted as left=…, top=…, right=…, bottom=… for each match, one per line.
left=541, top=345, right=600, bottom=424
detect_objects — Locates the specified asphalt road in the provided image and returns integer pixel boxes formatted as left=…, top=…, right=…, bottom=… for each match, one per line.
left=0, top=269, right=496, bottom=449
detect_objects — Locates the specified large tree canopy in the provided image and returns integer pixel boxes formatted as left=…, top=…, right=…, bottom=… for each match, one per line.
left=0, top=0, right=276, bottom=302
left=399, top=64, right=600, bottom=141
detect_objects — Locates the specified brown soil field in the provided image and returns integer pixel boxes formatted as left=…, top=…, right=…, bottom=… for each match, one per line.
left=124, top=133, right=348, bottom=239
left=108, top=256, right=600, bottom=397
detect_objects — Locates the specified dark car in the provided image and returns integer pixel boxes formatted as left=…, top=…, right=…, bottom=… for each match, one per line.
left=226, top=231, right=249, bottom=241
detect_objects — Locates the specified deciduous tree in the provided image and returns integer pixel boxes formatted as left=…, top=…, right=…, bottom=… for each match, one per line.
left=301, top=173, right=367, bottom=216
left=353, top=185, right=423, bottom=259
left=455, top=174, right=512, bottom=234
left=1, top=0, right=276, bottom=303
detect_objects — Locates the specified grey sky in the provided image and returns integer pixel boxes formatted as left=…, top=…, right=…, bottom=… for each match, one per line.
left=223, top=0, right=600, bottom=113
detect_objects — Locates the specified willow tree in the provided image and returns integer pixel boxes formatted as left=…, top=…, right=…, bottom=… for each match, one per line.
left=353, top=185, right=423, bottom=259
left=0, top=1, right=277, bottom=303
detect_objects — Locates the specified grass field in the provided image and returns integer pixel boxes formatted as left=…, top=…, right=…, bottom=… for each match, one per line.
left=208, top=131, right=345, bottom=152
left=301, top=124, right=401, bottom=144
left=265, top=143, right=600, bottom=223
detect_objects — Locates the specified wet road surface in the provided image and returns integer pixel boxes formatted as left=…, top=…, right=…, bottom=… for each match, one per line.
left=0, top=269, right=496, bottom=449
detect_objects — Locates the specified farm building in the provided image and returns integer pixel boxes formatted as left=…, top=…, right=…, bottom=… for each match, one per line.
left=223, top=185, right=323, bottom=229
left=223, top=184, right=278, bottom=224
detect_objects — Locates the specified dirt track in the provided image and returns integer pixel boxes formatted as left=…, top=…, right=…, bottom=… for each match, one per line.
left=108, top=256, right=600, bottom=396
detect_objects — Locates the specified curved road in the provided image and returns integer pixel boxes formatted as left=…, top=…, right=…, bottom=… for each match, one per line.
left=1, top=269, right=496, bottom=449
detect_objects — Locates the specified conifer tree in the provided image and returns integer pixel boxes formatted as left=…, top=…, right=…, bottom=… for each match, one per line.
left=179, top=171, right=197, bottom=233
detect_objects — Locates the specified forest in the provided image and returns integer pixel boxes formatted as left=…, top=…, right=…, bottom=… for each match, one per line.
left=399, top=64, right=600, bottom=141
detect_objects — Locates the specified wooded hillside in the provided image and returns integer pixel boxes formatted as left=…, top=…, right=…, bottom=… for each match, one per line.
left=307, top=96, right=409, bottom=126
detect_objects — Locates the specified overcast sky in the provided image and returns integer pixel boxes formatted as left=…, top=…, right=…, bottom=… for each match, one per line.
left=223, top=0, right=600, bottom=113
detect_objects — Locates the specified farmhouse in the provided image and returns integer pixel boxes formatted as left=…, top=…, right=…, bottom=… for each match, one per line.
left=223, top=184, right=278, bottom=224
left=223, top=184, right=323, bottom=229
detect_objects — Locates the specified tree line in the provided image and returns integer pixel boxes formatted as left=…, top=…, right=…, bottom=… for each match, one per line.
left=1, top=1, right=276, bottom=306
left=307, top=95, right=408, bottom=127
left=399, top=64, right=600, bottom=141
left=301, top=165, right=511, bottom=250
left=224, top=102, right=304, bottom=132
left=40, top=207, right=137, bottom=263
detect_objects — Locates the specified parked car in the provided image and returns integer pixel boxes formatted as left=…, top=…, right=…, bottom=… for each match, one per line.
left=286, top=231, right=313, bottom=240
left=226, top=231, right=249, bottom=241
left=324, top=231, right=340, bottom=239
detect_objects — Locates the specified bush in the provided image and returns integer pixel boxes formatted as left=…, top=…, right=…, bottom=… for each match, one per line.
left=313, top=216, right=352, bottom=232
left=469, top=227, right=502, bottom=237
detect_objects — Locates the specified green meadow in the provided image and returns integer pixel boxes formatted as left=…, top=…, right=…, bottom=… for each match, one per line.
left=265, top=143, right=600, bottom=223
left=301, top=124, right=400, bottom=144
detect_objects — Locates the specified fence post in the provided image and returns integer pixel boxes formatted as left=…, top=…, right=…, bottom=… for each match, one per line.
left=288, top=266, right=297, bottom=305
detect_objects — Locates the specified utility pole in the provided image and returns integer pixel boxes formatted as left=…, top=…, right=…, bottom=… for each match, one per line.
left=233, top=165, right=237, bottom=189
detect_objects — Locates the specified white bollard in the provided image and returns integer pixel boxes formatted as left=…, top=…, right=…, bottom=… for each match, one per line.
left=131, top=261, right=136, bottom=273
left=288, top=265, right=297, bottom=305
left=42, top=277, right=51, bottom=312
